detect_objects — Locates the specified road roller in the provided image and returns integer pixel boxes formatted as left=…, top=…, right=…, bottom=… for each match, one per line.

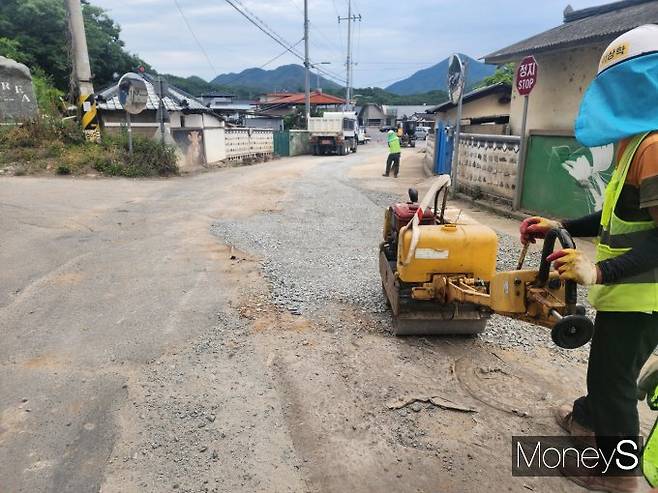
left=379, top=175, right=594, bottom=349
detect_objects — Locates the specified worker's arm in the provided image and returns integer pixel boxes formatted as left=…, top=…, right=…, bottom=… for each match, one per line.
left=562, top=211, right=602, bottom=238
left=597, top=207, right=658, bottom=283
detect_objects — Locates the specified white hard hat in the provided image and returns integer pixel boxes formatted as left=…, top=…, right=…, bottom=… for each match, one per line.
left=387, top=129, right=394, bottom=134
left=598, top=24, right=658, bottom=74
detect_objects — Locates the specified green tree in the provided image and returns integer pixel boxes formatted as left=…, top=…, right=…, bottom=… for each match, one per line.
left=0, top=0, right=151, bottom=91
left=478, top=63, right=514, bottom=88
left=0, top=37, right=29, bottom=64
left=82, top=2, right=152, bottom=89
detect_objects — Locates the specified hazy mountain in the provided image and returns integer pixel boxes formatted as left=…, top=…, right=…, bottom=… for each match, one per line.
left=211, top=64, right=343, bottom=92
left=385, top=55, right=497, bottom=95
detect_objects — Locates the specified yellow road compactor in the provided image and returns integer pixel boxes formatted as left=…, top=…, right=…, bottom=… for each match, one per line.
left=379, top=176, right=594, bottom=349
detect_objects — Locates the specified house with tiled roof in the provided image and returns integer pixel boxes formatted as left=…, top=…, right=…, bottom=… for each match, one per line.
left=484, top=0, right=658, bottom=135
left=258, top=91, right=347, bottom=117
left=96, top=73, right=224, bottom=138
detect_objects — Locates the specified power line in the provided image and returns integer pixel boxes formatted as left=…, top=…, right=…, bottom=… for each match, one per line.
left=218, top=38, right=305, bottom=87
left=221, top=0, right=346, bottom=85
left=173, top=0, right=218, bottom=76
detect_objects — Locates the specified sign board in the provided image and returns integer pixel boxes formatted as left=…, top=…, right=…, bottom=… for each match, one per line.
left=447, top=54, right=465, bottom=105
left=118, top=72, right=148, bottom=114
left=516, top=56, right=538, bottom=96
left=0, top=56, right=38, bottom=123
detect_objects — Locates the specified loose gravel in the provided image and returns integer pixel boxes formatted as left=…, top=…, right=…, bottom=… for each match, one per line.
left=212, top=158, right=590, bottom=361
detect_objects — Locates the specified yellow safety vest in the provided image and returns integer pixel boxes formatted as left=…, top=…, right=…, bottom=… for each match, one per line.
left=588, top=132, right=658, bottom=312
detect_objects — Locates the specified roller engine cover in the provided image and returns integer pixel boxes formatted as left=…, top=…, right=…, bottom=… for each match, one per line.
left=389, top=203, right=434, bottom=235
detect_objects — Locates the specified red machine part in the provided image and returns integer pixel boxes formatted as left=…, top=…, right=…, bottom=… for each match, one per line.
left=390, top=203, right=434, bottom=233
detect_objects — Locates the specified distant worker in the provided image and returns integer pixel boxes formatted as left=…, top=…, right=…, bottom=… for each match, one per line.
left=520, top=25, right=658, bottom=492
left=383, top=129, right=401, bottom=178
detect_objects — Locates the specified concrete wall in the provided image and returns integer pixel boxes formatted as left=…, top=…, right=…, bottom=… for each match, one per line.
left=224, top=128, right=274, bottom=160
left=204, top=128, right=226, bottom=163
left=461, top=123, right=509, bottom=135
left=289, top=130, right=310, bottom=156
left=456, top=133, right=521, bottom=202
left=425, top=132, right=436, bottom=174
left=437, top=92, right=510, bottom=123
left=509, top=43, right=605, bottom=135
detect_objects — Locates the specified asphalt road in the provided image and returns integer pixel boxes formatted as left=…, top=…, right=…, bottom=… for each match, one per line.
left=1, top=144, right=653, bottom=493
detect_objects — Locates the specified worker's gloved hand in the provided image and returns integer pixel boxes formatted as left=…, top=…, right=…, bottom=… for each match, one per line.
left=546, top=248, right=600, bottom=286
left=519, top=216, right=562, bottom=244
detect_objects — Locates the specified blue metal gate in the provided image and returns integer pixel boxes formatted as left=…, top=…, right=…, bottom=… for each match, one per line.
left=433, top=121, right=453, bottom=175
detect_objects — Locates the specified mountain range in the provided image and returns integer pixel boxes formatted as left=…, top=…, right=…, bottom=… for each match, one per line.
left=208, top=55, right=497, bottom=96
left=211, top=64, right=342, bottom=93
left=385, top=54, right=497, bottom=95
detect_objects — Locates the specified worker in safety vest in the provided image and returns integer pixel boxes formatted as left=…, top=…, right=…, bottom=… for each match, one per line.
left=383, top=129, right=401, bottom=178
left=520, top=25, right=658, bottom=493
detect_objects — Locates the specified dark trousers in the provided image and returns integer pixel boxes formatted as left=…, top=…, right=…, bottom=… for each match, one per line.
left=572, top=311, right=658, bottom=468
left=385, top=153, right=400, bottom=176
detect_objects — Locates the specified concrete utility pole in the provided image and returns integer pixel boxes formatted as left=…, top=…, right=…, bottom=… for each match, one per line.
left=304, top=0, right=311, bottom=124
left=338, top=2, right=361, bottom=110
left=64, top=0, right=98, bottom=135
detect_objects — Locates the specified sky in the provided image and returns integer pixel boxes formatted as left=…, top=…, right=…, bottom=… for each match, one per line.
left=91, top=0, right=606, bottom=88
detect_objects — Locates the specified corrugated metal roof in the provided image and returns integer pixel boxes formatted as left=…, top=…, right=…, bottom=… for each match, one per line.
left=97, top=74, right=207, bottom=112
left=427, top=83, right=511, bottom=114
left=484, top=0, right=658, bottom=63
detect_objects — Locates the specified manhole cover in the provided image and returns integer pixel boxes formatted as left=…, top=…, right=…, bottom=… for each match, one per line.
left=455, top=355, right=565, bottom=418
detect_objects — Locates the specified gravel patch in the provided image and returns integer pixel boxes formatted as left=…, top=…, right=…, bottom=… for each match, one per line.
left=212, top=160, right=591, bottom=359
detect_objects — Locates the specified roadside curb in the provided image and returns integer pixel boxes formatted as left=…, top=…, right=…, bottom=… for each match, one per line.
left=453, top=193, right=529, bottom=221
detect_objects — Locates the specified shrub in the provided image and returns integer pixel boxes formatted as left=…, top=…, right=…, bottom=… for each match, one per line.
left=56, top=164, right=71, bottom=175
left=100, top=133, right=178, bottom=177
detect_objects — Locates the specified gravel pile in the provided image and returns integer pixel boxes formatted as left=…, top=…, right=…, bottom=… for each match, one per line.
left=212, top=166, right=392, bottom=322
left=212, top=160, right=591, bottom=358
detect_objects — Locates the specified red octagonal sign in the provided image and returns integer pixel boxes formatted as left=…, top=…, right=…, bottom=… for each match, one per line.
left=516, top=55, right=538, bottom=96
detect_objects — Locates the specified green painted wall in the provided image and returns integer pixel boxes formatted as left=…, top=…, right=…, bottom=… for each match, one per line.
left=521, top=134, right=616, bottom=219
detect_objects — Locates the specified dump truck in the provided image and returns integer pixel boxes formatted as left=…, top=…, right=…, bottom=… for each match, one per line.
left=309, top=112, right=358, bottom=156
left=379, top=175, right=594, bottom=349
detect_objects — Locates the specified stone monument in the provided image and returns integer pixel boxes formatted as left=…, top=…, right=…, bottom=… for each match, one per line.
left=0, top=56, right=39, bottom=123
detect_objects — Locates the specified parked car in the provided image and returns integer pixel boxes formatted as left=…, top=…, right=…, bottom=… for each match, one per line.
left=415, top=126, right=431, bottom=140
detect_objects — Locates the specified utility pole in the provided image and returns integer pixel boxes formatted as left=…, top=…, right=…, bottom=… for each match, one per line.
left=338, top=1, right=361, bottom=110
left=304, top=0, right=311, bottom=124
left=64, top=0, right=98, bottom=137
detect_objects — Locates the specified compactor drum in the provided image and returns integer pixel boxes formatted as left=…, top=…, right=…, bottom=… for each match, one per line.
left=379, top=176, right=594, bottom=349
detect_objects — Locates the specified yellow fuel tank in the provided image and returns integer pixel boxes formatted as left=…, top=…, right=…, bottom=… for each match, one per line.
left=397, top=223, right=498, bottom=283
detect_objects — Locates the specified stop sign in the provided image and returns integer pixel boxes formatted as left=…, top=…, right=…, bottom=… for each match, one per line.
left=516, top=55, right=538, bottom=96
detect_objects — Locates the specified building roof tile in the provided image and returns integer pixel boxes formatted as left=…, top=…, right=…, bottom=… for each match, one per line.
left=484, top=0, right=658, bottom=64
left=97, top=73, right=207, bottom=112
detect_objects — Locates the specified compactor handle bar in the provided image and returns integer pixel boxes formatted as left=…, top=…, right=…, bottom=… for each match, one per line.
left=536, top=228, right=577, bottom=308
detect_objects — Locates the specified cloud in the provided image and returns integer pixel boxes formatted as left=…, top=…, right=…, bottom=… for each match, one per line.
left=91, top=0, right=606, bottom=87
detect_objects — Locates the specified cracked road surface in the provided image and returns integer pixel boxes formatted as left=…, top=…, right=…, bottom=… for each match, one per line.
left=1, top=144, right=654, bottom=492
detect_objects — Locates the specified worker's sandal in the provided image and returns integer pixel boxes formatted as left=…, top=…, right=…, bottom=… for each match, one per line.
left=554, top=404, right=596, bottom=447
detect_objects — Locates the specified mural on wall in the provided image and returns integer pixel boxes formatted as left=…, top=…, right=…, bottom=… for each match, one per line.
left=556, top=144, right=615, bottom=212
left=521, top=135, right=616, bottom=219
left=172, top=128, right=206, bottom=168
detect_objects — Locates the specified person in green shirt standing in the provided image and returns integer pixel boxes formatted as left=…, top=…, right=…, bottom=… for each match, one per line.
left=383, top=129, right=401, bottom=178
